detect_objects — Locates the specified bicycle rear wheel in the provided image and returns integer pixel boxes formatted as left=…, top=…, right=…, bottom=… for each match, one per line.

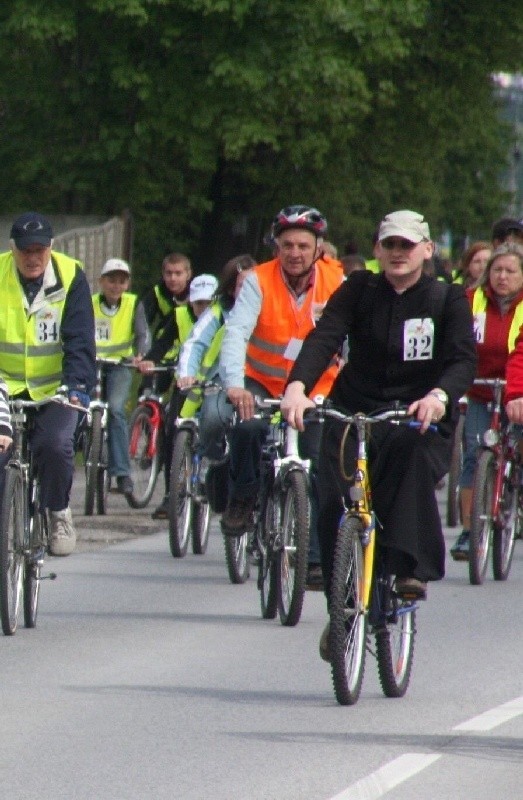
left=446, top=412, right=464, bottom=527
left=127, top=405, right=161, bottom=509
left=330, top=516, right=367, bottom=706
left=84, top=408, right=103, bottom=516
left=259, top=493, right=278, bottom=619
left=277, top=470, right=309, bottom=627
left=375, top=595, right=416, bottom=698
left=24, top=508, right=46, bottom=629
left=469, top=450, right=495, bottom=585
left=0, top=468, right=24, bottom=636
left=223, top=532, right=250, bottom=584
left=168, top=429, right=193, bottom=557
left=96, top=430, right=109, bottom=515
left=492, top=470, right=518, bottom=581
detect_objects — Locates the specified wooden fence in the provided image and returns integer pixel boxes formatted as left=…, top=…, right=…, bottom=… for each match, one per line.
left=52, top=212, right=133, bottom=291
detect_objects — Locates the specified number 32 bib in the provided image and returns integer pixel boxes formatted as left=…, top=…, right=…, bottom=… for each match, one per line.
left=403, top=318, right=434, bottom=361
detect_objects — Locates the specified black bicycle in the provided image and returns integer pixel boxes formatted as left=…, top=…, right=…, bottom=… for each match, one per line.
left=0, top=395, right=86, bottom=635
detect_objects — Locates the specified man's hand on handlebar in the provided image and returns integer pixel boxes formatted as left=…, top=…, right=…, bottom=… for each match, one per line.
left=227, top=387, right=255, bottom=421
left=506, top=397, right=523, bottom=424
left=281, top=381, right=314, bottom=432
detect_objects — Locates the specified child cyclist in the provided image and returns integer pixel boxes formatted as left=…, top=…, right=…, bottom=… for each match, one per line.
left=93, top=258, right=150, bottom=495
left=137, top=273, right=218, bottom=518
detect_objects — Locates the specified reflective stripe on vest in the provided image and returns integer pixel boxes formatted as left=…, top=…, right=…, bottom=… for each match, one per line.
left=0, top=251, right=78, bottom=399
left=93, top=293, right=137, bottom=359
left=472, top=288, right=523, bottom=352
left=245, top=259, right=343, bottom=397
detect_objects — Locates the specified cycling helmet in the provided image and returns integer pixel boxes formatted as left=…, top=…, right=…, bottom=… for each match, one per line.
left=271, top=205, right=328, bottom=239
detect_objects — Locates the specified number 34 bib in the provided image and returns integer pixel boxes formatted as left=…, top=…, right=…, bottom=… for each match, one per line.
left=403, top=318, right=434, bottom=360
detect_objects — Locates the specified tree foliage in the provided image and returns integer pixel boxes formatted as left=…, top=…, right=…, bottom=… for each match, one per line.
left=0, top=0, right=522, bottom=284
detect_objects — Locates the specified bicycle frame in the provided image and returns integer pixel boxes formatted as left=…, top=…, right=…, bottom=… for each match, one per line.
left=475, top=378, right=508, bottom=525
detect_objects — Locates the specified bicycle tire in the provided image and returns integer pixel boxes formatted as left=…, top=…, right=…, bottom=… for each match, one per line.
left=446, top=412, right=464, bottom=527
left=223, top=532, right=250, bottom=584
left=469, top=449, right=495, bottom=585
left=191, top=499, right=211, bottom=555
left=168, top=429, right=193, bottom=557
left=96, top=430, right=109, bottom=516
left=375, top=599, right=416, bottom=698
left=24, top=507, right=45, bottom=629
left=492, top=470, right=518, bottom=581
left=330, top=516, right=367, bottom=706
left=84, top=408, right=103, bottom=516
left=277, top=469, right=310, bottom=627
left=127, top=405, right=161, bottom=509
left=0, top=468, right=24, bottom=636
left=259, top=493, right=278, bottom=619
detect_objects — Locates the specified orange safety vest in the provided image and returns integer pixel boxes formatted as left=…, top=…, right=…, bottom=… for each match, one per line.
left=245, top=259, right=343, bottom=398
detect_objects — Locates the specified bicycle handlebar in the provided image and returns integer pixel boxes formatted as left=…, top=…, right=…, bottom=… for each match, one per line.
left=9, top=394, right=90, bottom=414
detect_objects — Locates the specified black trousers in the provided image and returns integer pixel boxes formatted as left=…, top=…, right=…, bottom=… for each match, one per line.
left=317, top=417, right=453, bottom=603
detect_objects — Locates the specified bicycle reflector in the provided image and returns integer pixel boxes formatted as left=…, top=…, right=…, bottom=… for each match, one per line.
left=483, top=429, right=499, bottom=447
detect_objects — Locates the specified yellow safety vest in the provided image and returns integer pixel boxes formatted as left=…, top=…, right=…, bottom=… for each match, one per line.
left=0, top=251, right=79, bottom=400
left=93, top=292, right=137, bottom=359
left=153, top=285, right=178, bottom=360
left=471, top=287, right=523, bottom=352
left=180, top=303, right=224, bottom=418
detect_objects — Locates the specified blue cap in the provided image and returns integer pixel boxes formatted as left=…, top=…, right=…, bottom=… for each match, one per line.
left=10, top=212, right=53, bottom=249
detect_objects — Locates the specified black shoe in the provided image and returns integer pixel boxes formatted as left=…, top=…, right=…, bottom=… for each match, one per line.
left=221, top=496, right=256, bottom=537
left=395, top=577, right=427, bottom=600
left=306, top=564, right=324, bottom=591
left=450, top=530, right=470, bottom=561
left=116, top=475, right=134, bottom=495
left=152, top=496, right=169, bottom=520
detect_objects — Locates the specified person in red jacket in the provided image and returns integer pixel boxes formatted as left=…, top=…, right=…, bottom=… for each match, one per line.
left=451, top=241, right=523, bottom=560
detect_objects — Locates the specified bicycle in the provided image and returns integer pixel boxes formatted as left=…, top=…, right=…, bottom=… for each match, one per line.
left=248, top=397, right=311, bottom=627
left=469, top=377, right=520, bottom=585
left=307, top=402, right=420, bottom=705
left=127, top=363, right=175, bottom=509
left=0, top=395, right=87, bottom=636
left=168, top=411, right=211, bottom=558
left=81, top=357, right=125, bottom=516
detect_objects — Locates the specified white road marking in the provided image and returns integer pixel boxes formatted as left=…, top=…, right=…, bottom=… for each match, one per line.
left=453, top=694, right=523, bottom=731
left=328, top=753, right=441, bottom=800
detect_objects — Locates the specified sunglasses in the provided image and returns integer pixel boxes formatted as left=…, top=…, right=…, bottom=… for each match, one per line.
left=380, top=238, right=420, bottom=251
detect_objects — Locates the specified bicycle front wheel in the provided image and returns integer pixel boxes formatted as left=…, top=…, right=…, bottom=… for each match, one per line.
left=492, top=469, right=518, bottom=581
left=223, top=532, right=250, bottom=584
left=168, top=429, right=193, bottom=557
left=0, top=468, right=25, bottom=636
left=376, top=601, right=416, bottom=698
left=191, top=499, right=211, bottom=555
left=277, top=470, right=309, bottom=627
left=330, top=516, right=367, bottom=706
left=469, top=450, right=495, bottom=585
left=84, top=408, right=103, bottom=516
left=127, top=406, right=161, bottom=509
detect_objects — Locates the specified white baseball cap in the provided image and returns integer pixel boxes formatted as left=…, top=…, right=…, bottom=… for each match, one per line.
left=100, top=257, right=130, bottom=276
left=378, top=210, right=431, bottom=244
left=189, top=273, right=218, bottom=302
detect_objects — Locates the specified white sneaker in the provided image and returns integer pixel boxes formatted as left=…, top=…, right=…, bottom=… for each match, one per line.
left=49, top=507, right=76, bottom=556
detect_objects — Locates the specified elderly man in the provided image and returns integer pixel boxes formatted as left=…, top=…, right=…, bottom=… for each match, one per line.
left=218, top=205, right=344, bottom=585
left=281, top=209, right=477, bottom=657
left=0, top=212, right=96, bottom=556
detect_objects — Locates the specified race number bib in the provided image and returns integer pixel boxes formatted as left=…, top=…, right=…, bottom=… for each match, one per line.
left=95, top=319, right=112, bottom=342
left=35, top=307, right=60, bottom=343
left=403, top=318, right=434, bottom=361
left=473, top=312, right=486, bottom=344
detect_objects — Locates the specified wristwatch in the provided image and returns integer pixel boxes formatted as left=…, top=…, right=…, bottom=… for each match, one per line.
left=429, top=389, right=448, bottom=406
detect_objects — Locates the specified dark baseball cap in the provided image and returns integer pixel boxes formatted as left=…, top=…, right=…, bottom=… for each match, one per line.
left=491, top=217, right=523, bottom=242
left=10, top=212, right=53, bottom=249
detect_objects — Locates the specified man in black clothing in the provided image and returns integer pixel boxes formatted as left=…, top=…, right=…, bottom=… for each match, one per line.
left=281, top=209, right=477, bottom=658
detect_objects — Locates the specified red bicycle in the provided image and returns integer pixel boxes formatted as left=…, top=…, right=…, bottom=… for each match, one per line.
left=469, top=377, right=521, bottom=585
left=127, top=364, right=175, bottom=509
